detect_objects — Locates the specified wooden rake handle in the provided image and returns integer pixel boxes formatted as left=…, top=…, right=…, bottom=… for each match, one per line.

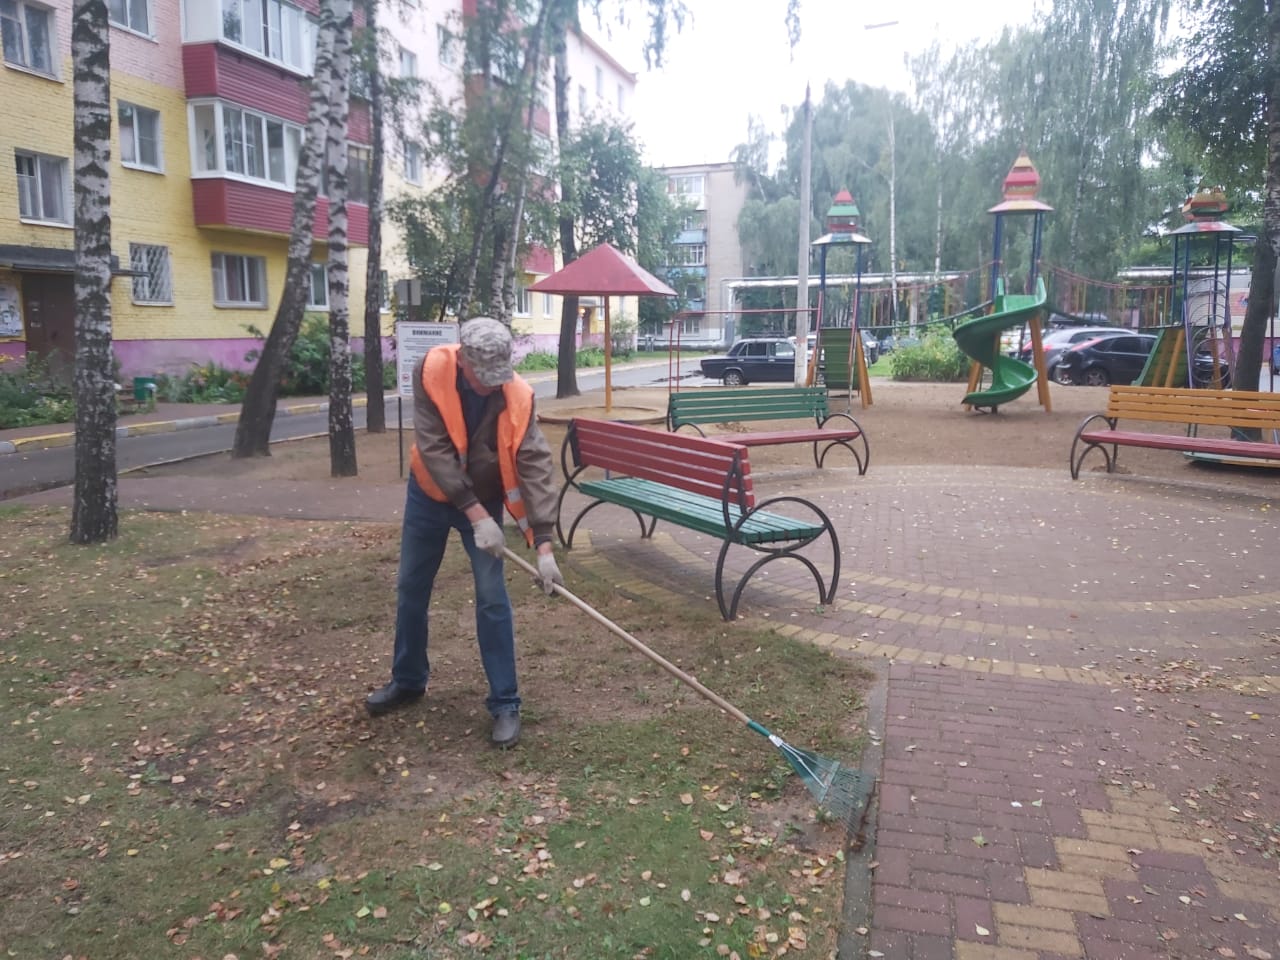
left=504, top=548, right=751, bottom=726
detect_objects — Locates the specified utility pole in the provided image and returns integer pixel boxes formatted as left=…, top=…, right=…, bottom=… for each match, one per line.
left=795, top=84, right=812, bottom=385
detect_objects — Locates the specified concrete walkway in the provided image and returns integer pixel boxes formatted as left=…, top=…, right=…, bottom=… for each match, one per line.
left=9, top=418, right=1280, bottom=959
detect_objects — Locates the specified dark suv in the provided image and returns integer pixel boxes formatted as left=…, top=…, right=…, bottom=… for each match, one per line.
left=1058, top=333, right=1157, bottom=386
left=699, top=338, right=796, bottom=385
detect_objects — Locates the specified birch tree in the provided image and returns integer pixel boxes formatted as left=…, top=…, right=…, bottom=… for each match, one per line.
left=70, top=0, right=116, bottom=544
left=361, top=0, right=386, bottom=433
left=233, top=0, right=337, bottom=459
left=326, top=0, right=357, bottom=477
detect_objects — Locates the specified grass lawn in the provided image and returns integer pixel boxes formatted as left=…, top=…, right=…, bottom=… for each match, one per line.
left=1, top=505, right=871, bottom=959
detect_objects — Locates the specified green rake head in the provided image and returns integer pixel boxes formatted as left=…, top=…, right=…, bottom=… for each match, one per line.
left=748, top=721, right=876, bottom=835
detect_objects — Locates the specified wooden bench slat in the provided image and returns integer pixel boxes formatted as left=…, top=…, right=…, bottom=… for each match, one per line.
left=580, top=478, right=824, bottom=544
left=668, top=386, right=828, bottom=428
left=573, top=419, right=755, bottom=506
left=713, top=428, right=862, bottom=447
left=1079, top=429, right=1280, bottom=459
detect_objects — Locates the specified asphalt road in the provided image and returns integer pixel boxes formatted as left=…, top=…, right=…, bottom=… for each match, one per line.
left=0, top=359, right=702, bottom=500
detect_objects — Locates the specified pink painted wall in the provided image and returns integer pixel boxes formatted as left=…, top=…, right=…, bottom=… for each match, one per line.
left=0, top=342, right=27, bottom=361
left=112, top=0, right=184, bottom=88
left=114, top=337, right=394, bottom=378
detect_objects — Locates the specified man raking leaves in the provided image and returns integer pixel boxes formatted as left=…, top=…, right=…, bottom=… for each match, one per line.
left=364, top=317, right=563, bottom=749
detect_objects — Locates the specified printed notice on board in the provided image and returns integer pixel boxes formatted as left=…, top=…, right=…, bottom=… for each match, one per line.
left=395, top=321, right=459, bottom=398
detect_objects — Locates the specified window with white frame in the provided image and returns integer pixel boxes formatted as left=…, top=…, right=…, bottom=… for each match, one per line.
left=399, top=45, right=417, bottom=78
left=214, top=0, right=311, bottom=73
left=577, top=84, right=586, bottom=116
left=681, top=315, right=701, bottom=335
left=515, top=281, right=531, bottom=316
left=616, top=82, right=623, bottom=111
left=212, top=252, right=267, bottom=307
left=594, top=64, right=603, bottom=99
left=119, top=102, right=162, bottom=171
left=542, top=293, right=553, bottom=317
left=670, top=243, right=705, bottom=267
left=668, top=174, right=705, bottom=204
left=1, top=0, right=55, bottom=76
left=14, top=149, right=68, bottom=224
left=129, top=243, right=173, bottom=304
left=108, top=0, right=149, bottom=35
left=190, top=100, right=303, bottom=189
left=305, top=262, right=327, bottom=310
left=403, top=141, right=422, bottom=184
left=437, top=25, right=455, bottom=67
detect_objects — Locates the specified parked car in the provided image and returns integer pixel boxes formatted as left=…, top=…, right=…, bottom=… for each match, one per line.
left=1015, top=326, right=1123, bottom=383
left=1058, top=333, right=1158, bottom=386
left=699, top=337, right=797, bottom=385
left=878, top=334, right=920, bottom=356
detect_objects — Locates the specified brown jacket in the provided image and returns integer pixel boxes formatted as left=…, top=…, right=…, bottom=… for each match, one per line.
left=412, top=355, right=559, bottom=543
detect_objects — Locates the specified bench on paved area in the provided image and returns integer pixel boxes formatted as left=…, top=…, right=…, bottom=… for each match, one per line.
left=557, top=418, right=841, bottom=620
left=666, top=386, right=869, bottom=473
left=1069, top=384, right=1280, bottom=479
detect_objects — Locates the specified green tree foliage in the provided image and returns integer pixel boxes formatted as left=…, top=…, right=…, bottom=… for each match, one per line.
left=1158, top=0, right=1278, bottom=391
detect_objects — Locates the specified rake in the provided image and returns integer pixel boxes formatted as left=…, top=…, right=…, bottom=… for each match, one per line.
left=505, top=549, right=875, bottom=836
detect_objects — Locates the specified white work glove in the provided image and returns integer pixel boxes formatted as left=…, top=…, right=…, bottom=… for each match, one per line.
left=471, top=516, right=505, bottom=557
left=537, top=552, right=564, bottom=596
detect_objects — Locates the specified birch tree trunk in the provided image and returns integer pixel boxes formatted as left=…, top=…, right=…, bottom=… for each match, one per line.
left=326, top=0, right=356, bottom=477
left=233, top=0, right=337, bottom=458
left=456, top=0, right=553, bottom=315
left=361, top=0, right=386, bottom=433
left=70, top=0, right=116, bottom=544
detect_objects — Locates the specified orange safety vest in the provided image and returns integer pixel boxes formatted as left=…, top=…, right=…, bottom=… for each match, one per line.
left=408, top=343, right=535, bottom=546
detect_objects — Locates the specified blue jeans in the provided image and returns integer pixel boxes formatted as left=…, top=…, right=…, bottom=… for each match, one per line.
left=391, top=478, right=519, bottom=716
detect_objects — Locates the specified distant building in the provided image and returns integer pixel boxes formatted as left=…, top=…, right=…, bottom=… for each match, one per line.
left=0, top=0, right=374, bottom=376
left=655, top=161, right=748, bottom=348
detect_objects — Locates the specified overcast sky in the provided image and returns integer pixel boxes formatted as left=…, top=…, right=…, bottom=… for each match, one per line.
left=602, top=0, right=1044, bottom=169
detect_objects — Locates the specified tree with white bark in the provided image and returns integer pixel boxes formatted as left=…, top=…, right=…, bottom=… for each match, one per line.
left=70, top=0, right=117, bottom=544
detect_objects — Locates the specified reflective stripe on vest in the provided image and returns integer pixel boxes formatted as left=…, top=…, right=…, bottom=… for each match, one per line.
left=409, top=343, right=535, bottom=546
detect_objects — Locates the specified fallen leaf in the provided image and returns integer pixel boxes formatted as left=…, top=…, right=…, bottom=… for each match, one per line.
left=975, top=924, right=990, bottom=936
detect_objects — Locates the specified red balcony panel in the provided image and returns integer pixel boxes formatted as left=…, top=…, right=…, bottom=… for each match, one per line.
left=524, top=245, right=554, bottom=276
left=348, top=100, right=371, bottom=144
left=184, top=43, right=309, bottom=125
left=192, top=179, right=368, bottom=246
left=531, top=104, right=550, bottom=136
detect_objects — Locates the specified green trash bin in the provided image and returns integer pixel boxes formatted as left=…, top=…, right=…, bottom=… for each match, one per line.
left=133, top=376, right=157, bottom=404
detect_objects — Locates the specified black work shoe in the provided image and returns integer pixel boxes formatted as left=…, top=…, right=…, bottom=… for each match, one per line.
left=365, top=682, right=424, bottom=716
left=491, top=711, right=520, bottom=749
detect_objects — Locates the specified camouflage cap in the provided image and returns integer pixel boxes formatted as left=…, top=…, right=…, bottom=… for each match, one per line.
left=459, top=317, right=514, bottom=387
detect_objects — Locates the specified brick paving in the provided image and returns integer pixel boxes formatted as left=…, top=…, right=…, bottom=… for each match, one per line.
left=560, top=462, right=1280, bottom=959
left=12, top=435, right=1280, bottom=959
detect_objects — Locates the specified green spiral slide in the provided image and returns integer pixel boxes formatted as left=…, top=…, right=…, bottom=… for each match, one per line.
left=953, top=277, right=1047, bottom=408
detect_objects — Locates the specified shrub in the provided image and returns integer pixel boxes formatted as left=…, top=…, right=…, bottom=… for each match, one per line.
left=515, top=351, right=558, bottom=372
left=154, top=362, right=249, bottom=404
left=0, top=355, right=75, bottom=428
left=245, top=315, right=395, bottom=396
left=889, top=332, right=970, bottom=382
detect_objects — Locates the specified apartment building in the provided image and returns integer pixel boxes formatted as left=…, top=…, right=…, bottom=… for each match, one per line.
left=0, top=0, right=372, bottom=376
left=378, top=5, right=638, bottom=355
left=656, top=161, right=748, bottom=348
